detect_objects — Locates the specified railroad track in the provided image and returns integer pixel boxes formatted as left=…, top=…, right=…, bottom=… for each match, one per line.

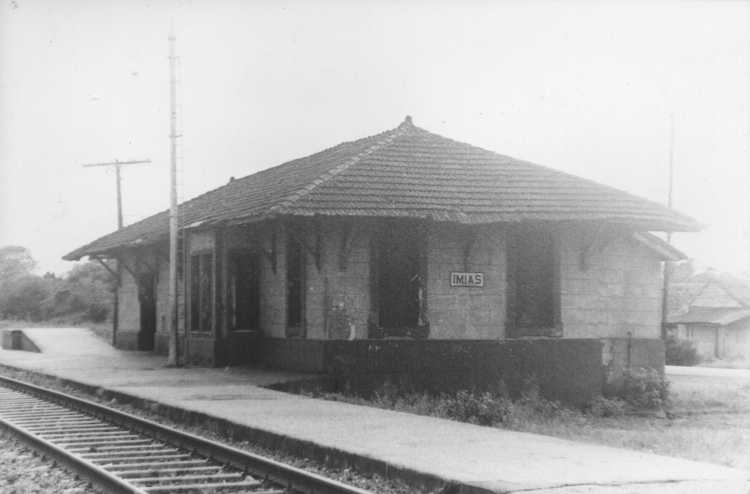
left=0, top=375, right=373, bottom=494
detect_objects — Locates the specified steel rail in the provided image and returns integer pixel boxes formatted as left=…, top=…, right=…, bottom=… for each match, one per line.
left=0, top=416, right=148, bottom=494
left=0, top=374, right=374, bottom=494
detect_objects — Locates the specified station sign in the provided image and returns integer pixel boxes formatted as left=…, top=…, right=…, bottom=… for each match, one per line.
left=450, top=272, right=484, bottom=287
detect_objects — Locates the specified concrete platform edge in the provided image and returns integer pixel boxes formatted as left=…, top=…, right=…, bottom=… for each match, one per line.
left=0, top=363, right=504, bottom=494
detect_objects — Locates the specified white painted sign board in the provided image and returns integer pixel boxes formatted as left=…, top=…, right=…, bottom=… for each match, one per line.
left=450, top=272, right=484, bottom=287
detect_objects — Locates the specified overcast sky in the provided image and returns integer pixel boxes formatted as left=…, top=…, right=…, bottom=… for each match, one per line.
left=1, top=0, right=749, bottom=275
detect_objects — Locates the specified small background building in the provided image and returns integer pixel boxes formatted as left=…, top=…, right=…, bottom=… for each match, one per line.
left=668, top=269, right=750, bottom=360
left=65, top=117, right=697, bottom=403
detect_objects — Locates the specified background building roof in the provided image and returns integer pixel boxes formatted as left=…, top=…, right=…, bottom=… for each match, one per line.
left=64, top=117, right=700, bottom=260
left=668, top=307, right=750, bottom=326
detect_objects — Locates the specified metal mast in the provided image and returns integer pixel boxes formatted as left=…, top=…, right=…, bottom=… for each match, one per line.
left=166, top=31, right=180, bottom=366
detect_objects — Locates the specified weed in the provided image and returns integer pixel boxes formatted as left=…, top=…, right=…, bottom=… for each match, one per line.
left=587, top=396, right=627, bottom=417
left=619, top=368, right=670, bottom=410
left=665, top=335, right=701, bottom=366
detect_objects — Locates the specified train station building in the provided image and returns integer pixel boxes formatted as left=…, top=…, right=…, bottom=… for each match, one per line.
left=64, top=117, right=697, bottom=401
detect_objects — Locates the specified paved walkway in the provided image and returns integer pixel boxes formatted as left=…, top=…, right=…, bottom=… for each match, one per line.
left=667, top=364, right=750, bottom=380
left=1, top=328, right=748, bottom=494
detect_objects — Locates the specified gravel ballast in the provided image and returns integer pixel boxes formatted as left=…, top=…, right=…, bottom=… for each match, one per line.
left=0, top=432, right=100, bottom=494
left=0, top=366, right=417, bottom=494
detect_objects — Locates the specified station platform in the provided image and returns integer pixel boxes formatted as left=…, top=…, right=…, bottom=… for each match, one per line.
left=0, top=327, right=747, bottom=494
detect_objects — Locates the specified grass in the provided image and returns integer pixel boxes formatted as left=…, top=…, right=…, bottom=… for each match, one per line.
left=303, top=373, right=750, bottom=472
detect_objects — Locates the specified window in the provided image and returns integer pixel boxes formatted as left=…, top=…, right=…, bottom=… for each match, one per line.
left=229, top=251, right=260, bottom=331
left=190, top=252, right=214, bottom=332
left=286, top=234, right=305, bottom=336
left=507, top=225, right=559, bottom=336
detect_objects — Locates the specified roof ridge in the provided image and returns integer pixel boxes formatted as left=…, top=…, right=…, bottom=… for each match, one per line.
left=268, top=119, right=414, bottom=216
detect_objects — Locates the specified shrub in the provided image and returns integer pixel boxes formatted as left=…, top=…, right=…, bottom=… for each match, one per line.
left=619, top=367, right=670, bottom=410
left=665, top=334, right=701, bottom=366
left=441, top=390, right=512, bottom=425
left=587, top=396, right=627, bottom=417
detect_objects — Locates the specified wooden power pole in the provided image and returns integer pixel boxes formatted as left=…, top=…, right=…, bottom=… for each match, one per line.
left=82, top=159, right=152, bottom=228
left=82, top=159, right=151, bottom=345
left=661, top=114, right=675, bottom=340
left=166, top=31, right=180, bottom=367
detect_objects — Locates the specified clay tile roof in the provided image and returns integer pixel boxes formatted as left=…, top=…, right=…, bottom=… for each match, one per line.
left=64, top=117, right=701, bottom=260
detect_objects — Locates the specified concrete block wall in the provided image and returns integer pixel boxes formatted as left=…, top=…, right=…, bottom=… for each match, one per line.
left=559, top=228, right=663, bottom=339
left=303, top=220, right=371, bottom=340
left=258, top=226, right=287, bottom=339
left=426, top=223, right=506, bottom=339
left=116, top=251, right=141, bottom=350
left=601, top=337, right=665, bottom=390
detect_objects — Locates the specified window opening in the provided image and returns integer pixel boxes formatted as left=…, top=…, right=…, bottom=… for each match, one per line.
left=190, top=252, right=214, bottom=332
left=286, top=234, right=305, bottom=336
left=137, top=273, right=156, bottom=350
left=229, top=251, right=260, bottom=331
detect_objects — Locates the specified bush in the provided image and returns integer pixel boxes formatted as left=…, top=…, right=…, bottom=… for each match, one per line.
left=588, top=396, right=627, bottom=417
left=665, top=334, right=701, bottom=366
left=619, top=368, right=670, bottom=410
left=440, top=390, right=512, bottom=425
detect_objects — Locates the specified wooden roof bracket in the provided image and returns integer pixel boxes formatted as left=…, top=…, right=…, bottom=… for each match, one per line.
left=91, top=255, right=118, bottom=281
left=262, top=224, right=278, bottom=274
left=139, top=257, right=158, bottom=276
left=116, top=253, right=139, bottom=280
left=579, top=223, right=614, bottom=271
left=287, top=219, right=322, bottom=271
left=463, top=228, right=479, bottom=271
left=338, top=222, right=359, bottom=271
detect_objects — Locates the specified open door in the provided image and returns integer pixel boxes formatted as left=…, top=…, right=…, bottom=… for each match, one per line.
left=137, top=273, right=156, bottom=351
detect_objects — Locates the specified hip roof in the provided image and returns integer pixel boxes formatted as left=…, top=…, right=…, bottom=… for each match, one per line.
left=64, top=117, right=700, bottom=260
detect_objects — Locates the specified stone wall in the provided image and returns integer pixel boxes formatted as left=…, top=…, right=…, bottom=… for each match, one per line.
left=116, top=251, right=141, bottom=340
left=602, top=337, right=665, bottom=390
left=263, top=338, right=605, bottom=405
left=305, top=220, right=371, bottom=340
left=559, top=228, right=663, bottom=339
left=426, top=223, right=506, bottom=339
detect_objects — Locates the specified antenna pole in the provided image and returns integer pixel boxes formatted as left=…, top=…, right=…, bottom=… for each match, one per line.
left=166, top=31, right=180, bottom=367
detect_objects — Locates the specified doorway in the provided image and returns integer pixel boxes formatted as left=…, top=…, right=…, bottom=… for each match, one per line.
left=373, top=220, right=426, bottom=336
left=229, top=251, right=260, bottom=331
left=137, top=273, right=156, bottom=351
left=507, top=224, right=559, bottom=337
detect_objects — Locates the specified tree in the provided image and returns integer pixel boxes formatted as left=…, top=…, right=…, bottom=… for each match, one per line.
left=0, top=275, right=51, bottom=321
left=0, top=245, right=35, bottom=284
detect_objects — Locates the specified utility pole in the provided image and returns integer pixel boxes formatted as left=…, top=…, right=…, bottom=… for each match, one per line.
left=661, top=114, right=675, bottom=340
left=82, top=159, right=151, bottom=345
left=82, top=159, right=152, bottom=228
left=166, top=31, right=180, bottom=367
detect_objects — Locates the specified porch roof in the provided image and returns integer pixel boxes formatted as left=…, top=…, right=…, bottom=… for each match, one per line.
left=669, top=307, right=750, bottom=326
left=64, top=116, right=700, bottom=260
